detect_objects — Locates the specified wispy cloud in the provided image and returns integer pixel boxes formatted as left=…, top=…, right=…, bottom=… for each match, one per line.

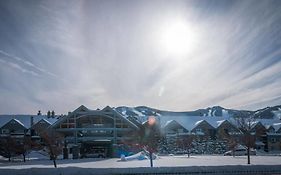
left=0, top=50, right=57, bottom=77
left=0, top=0, right=281, bottom=113
left=0, top=58, right=39, bottom=77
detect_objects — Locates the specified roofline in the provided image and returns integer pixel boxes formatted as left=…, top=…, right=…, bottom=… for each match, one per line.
left=51, top=106, right=140, bottom=130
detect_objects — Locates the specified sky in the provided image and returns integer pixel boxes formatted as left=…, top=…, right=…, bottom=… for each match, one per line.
left=0, top=0, right=281, bottom=114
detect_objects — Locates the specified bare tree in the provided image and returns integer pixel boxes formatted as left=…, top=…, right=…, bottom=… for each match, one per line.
left=220, top=130, right=239, bottom=157
left=0, top=134, right=34, bottom=162
left=20, top=134, right=32, bottom=162
left=0, top=136, right=15, bottom=161
left=40, top=129, right=64, bottom=168
left=235, top=115, right=256, bottom=164
left=177, top=134, right=194, bottom=158
left=227, top=137, right=239, bottom=157
left=140, top=116, right=161, bottom=167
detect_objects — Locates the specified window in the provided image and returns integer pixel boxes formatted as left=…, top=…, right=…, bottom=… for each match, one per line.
left=93, top=124, right=104, bottom=127
left=2, top=129, right=9, bottom=134
left=122, top=124, right=128, bottom=128
left=68, top=119, right=75, bottom=123
left=224, top=129, right=229, bottom=134
left=178, top=129, right=183, bottom=133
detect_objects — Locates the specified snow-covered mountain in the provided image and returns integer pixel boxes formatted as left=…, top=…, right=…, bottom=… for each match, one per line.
left=254, top=105, right=281, bottom=119
left=1, top=105, right=280, bottom=127
left=115, top=105, right=281, bottom=123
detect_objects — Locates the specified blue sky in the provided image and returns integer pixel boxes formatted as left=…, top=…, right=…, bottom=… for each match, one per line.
left=0, top=0, right=281, bottom=114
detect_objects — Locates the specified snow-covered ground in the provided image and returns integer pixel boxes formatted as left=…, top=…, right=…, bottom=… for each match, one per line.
left=1, top=155, right=281, bottom=169
left=0, top=155, right=281, bottom=175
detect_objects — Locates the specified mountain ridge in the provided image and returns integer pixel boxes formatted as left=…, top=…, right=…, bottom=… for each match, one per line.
left=115, top=105, right=281, bottom=120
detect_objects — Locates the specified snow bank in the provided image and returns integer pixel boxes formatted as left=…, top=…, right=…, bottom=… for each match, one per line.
left=120, top=151, right=158, bottom=161
left=26, top=151, right=49, bottom=160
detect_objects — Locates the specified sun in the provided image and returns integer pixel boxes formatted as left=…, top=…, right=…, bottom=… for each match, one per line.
left=158, top=20, right=198, bottom=57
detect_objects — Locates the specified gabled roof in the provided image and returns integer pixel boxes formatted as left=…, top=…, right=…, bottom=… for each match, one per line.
left=252, top=121, right=266, bottom=130
left=193, top=120, right=215, bottom=130
left=102, top=106, right=113, bottom=112
left=13, top=119, right=25, bottom=127
left=265, top=125, right=275, bottom=130
left=52, top=105, right=89, bottom=128
left=216, top=120, right=238, bottom=130
left=112, top=108, right=139, bottom=130
left=52, top=105, right=139, bottom=130
left=1, top=118, right=27, bottom=129
left=216, top=120, right=227, bottom=128
left=164, top=120, right=175, bottom=128
left=164, top=120, right=188, bottom=132
left=160, top=115, right=228, bottom=131
left=0, top=115, right=58, bottom=128
left=194, top=120, right=204, bottom=127
left=31, top=119, right=52, bottom=129
left=272, top=123, right=281, bottom=131
left=73, top=105, right=89, bottom=113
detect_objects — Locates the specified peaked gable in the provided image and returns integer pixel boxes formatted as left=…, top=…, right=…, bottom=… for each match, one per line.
left=193, top=120, right=215, bottom=129
left=52, top=105, right=89, bottom=128
left=31, top=119, right=51, bottom=129
left=73, top=105, right=89, bottom=113
left=112, top=108, right=139, bottom=130
left=52, top=105, right=139, bottom=130
left=217, top=120, right=238, bottom=130
left=102, top=106, right=113, bottom=113
left=164, top=120, right=188, bottom=132
left=266, top=125, right=275, bottom=133
left=191, top=120, right=215, bottom=135
left=216, top=120, right=228, bottom=128
left=1, top=119, right=26, bottom=129
left=273, top=123, right=281, bottom=132
left=1, top=119, right=27, bottom=134
left=252, top=121, right=266, bottom=131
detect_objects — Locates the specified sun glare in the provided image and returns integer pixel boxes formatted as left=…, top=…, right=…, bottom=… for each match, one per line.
left=159, top=20, right=198, bottom=57
left=148, top=116, right=156, bottom=126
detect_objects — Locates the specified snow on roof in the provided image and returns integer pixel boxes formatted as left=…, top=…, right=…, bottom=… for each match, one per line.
left=216, top=120, right=227, bottom=127
left=164, top=120, right=174, bottom=128
left=272, top=123, right=281, bottom=131
left=113, top=108, right=139, bottom=130
left=160, top=115, right=229, bottom=131
left=265, top=125, right=274, bottom=130
left=164, top=120, right=187, bottom=131
left=195, top=120, right=204, bottom=126
left=130, top=107, right=145, bottom=117
left=13, top=118, right=25, bottom=127
left=36, top=118, right=52, bottom=125
left=251, top=121, right=260, bottom=127
left=0, top=115, right=58, bottom=128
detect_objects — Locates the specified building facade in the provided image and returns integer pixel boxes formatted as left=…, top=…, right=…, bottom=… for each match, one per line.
left=52, top=105, right=140, bottom=158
